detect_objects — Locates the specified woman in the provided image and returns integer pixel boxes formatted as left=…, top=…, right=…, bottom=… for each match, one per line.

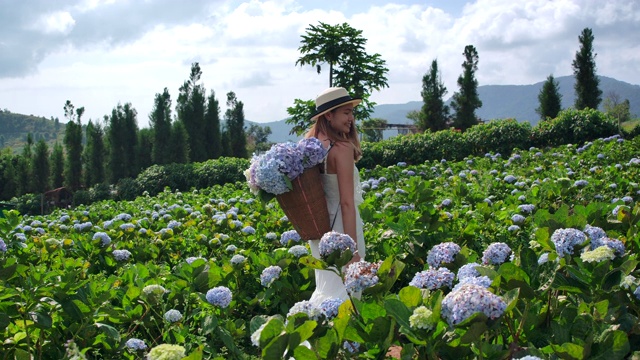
left=305, top=87, right=366, bottom=305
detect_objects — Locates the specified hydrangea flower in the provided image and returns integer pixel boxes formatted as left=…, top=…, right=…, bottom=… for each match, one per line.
left=409, top=306, right=435, bottom=330
left=634, top=286, right=640, bottom=300
left=142, top=284, right=166, bottom=296
left=241, top=226, right=256, bottom=235
left=92, top=232, right=111, bottom=247
left=620, top=275, right=636, bottom=289
left=319, top=231, right=357, bottom=259
left=551, top=228, right=587, bottom=258
left=591, top=237, right=625, bottom=256
left=186, top=256, right=206, bottom=264
left=167, top=220, right=181, bottom=229
left=504, top=175, right=517, bottom=183
left=288, top=245, right=309, bottom=257
left=230, top=254, right=246, bottom=265
left=427, top=242, right=461, bottom=268
left=580, top=246, right=615, bottom=263
left=147, top=344, right=186, bottom=360
left=482, top=243, right=512, bottom=265
left=0, top=239, right=6, bottom=253
left=298, top=137, right=329, bottom=168
left=409, top=267, right=455, bottom=290
left=287, top=300, right=321, bottom=320
left=511, top=214, right=525, bottom=225
left=612, top=205, right=629, bottom=217
left=583, top=224, right=606, bottom=241
left=125, top=338, right=147, bottom=351
left=574, top=179, right=589, bottom=187
left=115, top=213, right=133, bottom=222
left=280, top=230, right=301, bottom=245
left=538, top=253, right=550, bottom=265
left=457, top=262, right=481, bottom=280
left=344, top=261, right=380, bottom=294
left=265, top=232, right=277, bottom=240
left=343, top=341, right=360, bottom=354
left=120, top=223, right=136, bottom=231
left=518, top=204, right=535, bottom=214
left=441, top=198, right=452, bottom=207
left=74, top=222, right=93, bottom=232
left=226, top=245, right=237, bottom=253
left=508, top=225, right=521, bottom=232
left=514, top=356, right=544, bottom=360
left=453, top=275, right=492, bottom=291
left=113, top=249, right=132, bottom=261
left=260, top=266, right=282, bottom=287
left=164, top=309, right=183, bottom=323
left=441, top=284, right=506, bottom=326
left=320, top=297, right=344, bottom=319
left=251, top=321, right=268, bottom=346
left=206, top=286, right=232, bottom=308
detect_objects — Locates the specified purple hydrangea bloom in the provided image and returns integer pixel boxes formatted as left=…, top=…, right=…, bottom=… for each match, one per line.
left=482, top=243, right=512, bottom=265
left=288, top=245, right=309, bottom=257
left=260, top=266, right=282, bottom=287
left=164, top=309, right=183, bottom=323
left=508, top=225, right=521, bottom=232
left=344, top=261, right=380, bottom=294
left=241, top=226, right=256, bottom=235
left=453, top=275, right=492, bottom=291
left=427, top=242, right=461, bottom=268
left=230, top=254, right=246, bottom=265
left=591, top=237, right=625, bottom=257
left=574, top=179, right=589, bottom=187
left=298, top=137, right=329, bottom=168
left=504, top=175, right=517, bottom=183
left=634, top=286, right=640, bottom=300
left=319, top=231, right=357, bottom=258
left=518, top=204, right=535, bottom=214
left=206, top=286, right=232, bottom=308
left=511, top=214, right=525, bottom=225
left=0, top=239, right=6, bottom=252
left=441, top=284, right=506, bottom=326
left=551, top=228, right=587, bottom=258
left=409, top=267, right=455, bottom=290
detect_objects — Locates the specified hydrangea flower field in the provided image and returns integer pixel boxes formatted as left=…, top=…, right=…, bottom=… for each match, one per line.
left=1, top=135, right=640, bottom=359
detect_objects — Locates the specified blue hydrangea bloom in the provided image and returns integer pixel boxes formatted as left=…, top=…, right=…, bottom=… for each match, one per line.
left=583, top=224, right=606, bottom=241
left=113, top=249, right=132, bottom=261
left=344, top=261, right=380, bottom=295
left=0, top=239, right=6, bottom=252
left=206, top=286, right=232, bottom=308
left=288, top=245, right=308, bottom=257
left=125, top=338, right=147, bottom=351
left=260, top=266, right=282, bottom=287
left=93, top=232, right=111, bottom=247
left=319, top=231, right=356, bottom=258
left=287, top=300, right=321, bottom=320
left=453, top=275, right=492, bottom=291
left=320, top=297, right=344, bottom=319
left=410, top=267, right=455, bottom=290
left=508, top=225, right=521, bottom=232
left=511, top=214, right=526, bottom=224
left=551, top=228, right=587, bottom=258
left=241, top=226, right=256, bottom=235
left=482, top=243, right=512, bottom=265
left=441, top=283, right=506, bottom=326
left=265, top=232, right=277, bottom=240
left=164, top=309, right=183, bottom=323
left=427, top=242, right=461, bottom=268
left=518, top=204, right=535, bottom=214
left=280, top=230, right=301, bottom=245
left=457, top=262, right=481, bottom=280
left=230, top=254, right=246, bottom=265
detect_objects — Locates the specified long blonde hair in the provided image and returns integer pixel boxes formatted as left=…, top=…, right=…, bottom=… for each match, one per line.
left=306, top=108, right=362, bottom=160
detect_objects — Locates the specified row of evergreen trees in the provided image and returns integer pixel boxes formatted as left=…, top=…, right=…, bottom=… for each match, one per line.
left=0, top=63, right=253, bottom=201
left=412, top=28, right=618, bottom=132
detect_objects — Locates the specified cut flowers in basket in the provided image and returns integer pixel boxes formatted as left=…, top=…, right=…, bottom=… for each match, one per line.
left=245, top=137, right=328, bottom=201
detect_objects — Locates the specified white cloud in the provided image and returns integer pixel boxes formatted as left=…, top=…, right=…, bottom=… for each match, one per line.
left=36, top=11, right=76, bottom=34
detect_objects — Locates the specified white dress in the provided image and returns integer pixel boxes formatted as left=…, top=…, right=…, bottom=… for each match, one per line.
left=308, top=163, right=366, bottom=306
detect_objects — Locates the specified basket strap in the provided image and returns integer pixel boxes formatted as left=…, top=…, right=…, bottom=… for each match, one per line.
left=330, top=204, right=340, bottom=229
left=324, top=141, right=334, bottom=174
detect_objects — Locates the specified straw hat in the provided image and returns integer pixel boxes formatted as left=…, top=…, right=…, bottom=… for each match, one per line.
left=310, top=87, right=361, bottom=121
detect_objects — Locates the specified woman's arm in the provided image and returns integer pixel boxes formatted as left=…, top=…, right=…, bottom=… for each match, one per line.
left=332, top=142, right=361, bottom=262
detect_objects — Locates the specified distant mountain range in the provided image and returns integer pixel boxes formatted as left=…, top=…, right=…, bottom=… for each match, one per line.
left=254, top=75, right=640, bottom=143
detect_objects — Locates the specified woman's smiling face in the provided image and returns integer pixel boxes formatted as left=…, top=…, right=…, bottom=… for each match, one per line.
left=326, top=104, right=355, bottom=135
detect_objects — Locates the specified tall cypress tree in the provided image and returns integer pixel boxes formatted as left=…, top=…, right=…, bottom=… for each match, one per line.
left=122, top=103, right=139, bottom=176
left=137, top=128, right=153, bottom=172
left=536, top=74, right=563, bottom=120
left=170, top=121, right=190, bottom=164
left=418, top=59, right=450, bottom=132
left=572, top=28, right=602, bottom=110
left=50, top=142, right=65, bottom=189
left=176, top=63, right=207, bottom=162
left=32, top=139, right=50, bottom=193
left=108, top=103, right=138, bottom=183
left=204, top=90, right=222, bottom=159
left=150, top=88, right=172, bottom=165
left=0, top=150, right=17, bottom=200
left=451, top=45, right=482, bottom=132
left=83, top=120, right=105, bottom=187
left=225, top=91, right=247, bottom=158
left=63, top=101, right=84, bottom=191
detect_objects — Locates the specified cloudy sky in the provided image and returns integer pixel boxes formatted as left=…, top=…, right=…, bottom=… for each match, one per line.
left=1, top=0, right=639, bottom=128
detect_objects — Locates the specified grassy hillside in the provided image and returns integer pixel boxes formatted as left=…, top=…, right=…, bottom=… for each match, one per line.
left=0, top=110, right=66, bottom=152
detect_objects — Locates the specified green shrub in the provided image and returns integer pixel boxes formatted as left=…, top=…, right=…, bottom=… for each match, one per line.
left=11, top=193, right=41, bottom=216
left=116, top=177, right=141, bottom=201
left=193, top=157, right=250, bottom=188
left=135, top=165, right=168, bottom=196
left=89, top=183, right=111, bottom=203
left=531, top=108, right=618, bottom=148
left=464, top=119, right=532, bottom=156
left=72, top=190, right=91, bottom=206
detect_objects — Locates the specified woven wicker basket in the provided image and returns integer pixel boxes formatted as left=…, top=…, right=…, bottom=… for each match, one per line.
left=276, top=165, right=331, bottom=240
